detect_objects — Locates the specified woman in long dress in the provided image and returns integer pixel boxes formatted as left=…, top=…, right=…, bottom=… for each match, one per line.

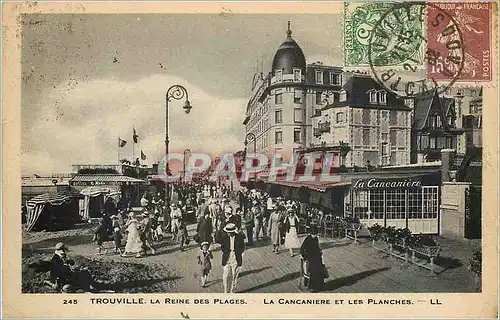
left=284, top=209, right=301, bottom=257
left=122, top=214, right=144, bottom=258
left=268, top=208, right=281, bottom=253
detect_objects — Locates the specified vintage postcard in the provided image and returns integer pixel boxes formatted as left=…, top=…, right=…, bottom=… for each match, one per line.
left=2, top=1, right=498, bottom=319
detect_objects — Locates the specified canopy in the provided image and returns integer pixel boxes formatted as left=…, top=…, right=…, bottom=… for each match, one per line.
left=26, top=192, right=81, bottom=232
left=80, top=186, right=118, bottom=197
left=79, top=186, right=121, bottom=220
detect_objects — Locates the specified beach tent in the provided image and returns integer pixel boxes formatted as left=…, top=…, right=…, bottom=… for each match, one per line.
left=79, top=186, right=121, bottom=220
left=25, top=192, right=81, bottom=232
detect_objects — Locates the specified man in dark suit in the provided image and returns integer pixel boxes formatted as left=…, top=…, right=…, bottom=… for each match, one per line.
left=223, top=206, right=242, bottom=230
left=219, top=223, right=245, bottom=293
left=50, top=242, right=74, bottom=291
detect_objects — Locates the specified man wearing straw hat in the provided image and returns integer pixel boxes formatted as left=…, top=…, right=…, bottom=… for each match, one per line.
left=219, top=223, right=245, bottom=293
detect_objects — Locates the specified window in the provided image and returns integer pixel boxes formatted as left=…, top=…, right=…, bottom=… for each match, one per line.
left=275, top=69, right=283, bottom=82
left=370, top=190, right=384, bottom=219
left=293, top=69, right=301, bottom=82
left=397, top=131, right=405, bottom=146
left=369, top=91, right=377, bottom=103
left=408, top=190, right=423, bottom=219
left=362, top=109, right=371, bottom=124
left=379, top=91, right=387, bottom=104
left=294, top=129, right=301, bottom=143
left=386, top=189, right=406, bottom=219
left=353, top=190, right=369, bottom=219
left=316, top=92, right=323, bottom=104
left=390, top=130, right=397, bottom=145
left=429, top=137, right=436, bottom=149
left=294, top=108, right=303, bottom=123
left=339, top=90, right=347, bottom=102
left=422, top=187, right=438, bottom=219
left=390, top=111, right=397, bottom=125
left=436, top=116, right=442, bottom=128
left=437, top=136, right=446, bottom=149
left=275, top=93, right=283, bottom=104
left=315, top=70, right=323, bottom=84
left=404, top=98, right=414, bottom=108
left=329, top=72, right=341, bottom=85
left=362, top=129, right=370, bottom=146
left=294, top=89, right=302, bottom=104
left=275, top=130, right=283, bottom=144
left=275, top=110, right=282, bottom=124
left=336, top=112, right=344, bottom=123
left=420, top=135, right=429, bottom=149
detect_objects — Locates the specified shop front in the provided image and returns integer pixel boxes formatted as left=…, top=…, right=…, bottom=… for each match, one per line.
left=344, top=174, right=441, bottom=234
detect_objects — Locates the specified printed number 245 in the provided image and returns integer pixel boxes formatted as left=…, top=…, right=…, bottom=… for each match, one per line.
left=63, top=299, right=78, bottom=305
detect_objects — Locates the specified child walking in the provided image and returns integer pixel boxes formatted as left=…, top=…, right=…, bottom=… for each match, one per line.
left=113, top=227, right=123, bottom=254
left=197, top=242, right=213, bottom=287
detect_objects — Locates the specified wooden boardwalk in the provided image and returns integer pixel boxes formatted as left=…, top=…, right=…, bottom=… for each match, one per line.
left=165, top=228, right=477, bottom=293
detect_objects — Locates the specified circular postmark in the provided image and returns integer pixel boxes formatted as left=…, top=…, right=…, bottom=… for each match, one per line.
left=367, top=2, right=465, bottom=97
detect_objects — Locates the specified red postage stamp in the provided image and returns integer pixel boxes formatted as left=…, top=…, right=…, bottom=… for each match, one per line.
left=427, top=2, right=492, bottom=82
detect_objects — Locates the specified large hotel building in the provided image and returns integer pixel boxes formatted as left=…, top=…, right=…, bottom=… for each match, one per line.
left=242, top=23, right=482, bottom=237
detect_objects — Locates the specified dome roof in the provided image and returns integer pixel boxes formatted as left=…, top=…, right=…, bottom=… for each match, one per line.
left=272, top=22, right=306, bottom=74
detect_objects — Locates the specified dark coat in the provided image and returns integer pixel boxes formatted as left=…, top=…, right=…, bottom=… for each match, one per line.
left=220, top=233, right=245, bottom=266
left=225, top=214, right=242, bottom=230
left=196, top=216, right=213, bottom=243
left=50, top=254, right=73, bottom=285
left=300, top=234, right=325, bottom=292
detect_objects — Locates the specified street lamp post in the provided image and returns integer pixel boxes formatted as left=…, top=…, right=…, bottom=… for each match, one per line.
left=183, top=149, right=191, bottom=182
left=164, top=85, right=192, bottom=228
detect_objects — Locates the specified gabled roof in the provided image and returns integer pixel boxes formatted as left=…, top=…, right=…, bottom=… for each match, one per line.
left=413, top=89, right=453, bottom=131
left=325, top=74, right=410, bottom=111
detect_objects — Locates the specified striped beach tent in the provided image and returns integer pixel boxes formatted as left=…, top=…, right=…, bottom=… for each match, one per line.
left=26, top=192, right=81, bottom=232
left=79, top=186, right=121, bottom=220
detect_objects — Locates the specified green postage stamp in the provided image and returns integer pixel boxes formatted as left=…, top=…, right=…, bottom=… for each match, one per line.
left=343, top=2, right=426, bottom=68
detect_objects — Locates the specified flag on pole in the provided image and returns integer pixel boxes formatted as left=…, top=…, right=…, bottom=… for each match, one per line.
left=133, top=127, right=139, bottom=143
left=118, top=138, right=127, bottom=147
left=141, top=150, right=147, bottom=160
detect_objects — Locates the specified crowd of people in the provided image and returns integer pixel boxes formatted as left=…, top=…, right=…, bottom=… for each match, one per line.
left=46, top=181, right=329, bottom=293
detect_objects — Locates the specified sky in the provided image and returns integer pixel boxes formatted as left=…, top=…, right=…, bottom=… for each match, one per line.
left=21, top=13, right=343, bottom=175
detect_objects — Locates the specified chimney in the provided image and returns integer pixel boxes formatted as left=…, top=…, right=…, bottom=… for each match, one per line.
left=441, top=149, right=456, bottom=182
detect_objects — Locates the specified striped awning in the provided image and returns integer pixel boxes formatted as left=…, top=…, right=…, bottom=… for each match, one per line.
left=26, top=192, right=80, bottom=208
left=268, top=180, right=351, bottom=193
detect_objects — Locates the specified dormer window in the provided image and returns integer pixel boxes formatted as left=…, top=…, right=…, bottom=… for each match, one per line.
left=315, top=71, right=323, bottom=84
left=368, top=90, right=377, bottom=104
left=275, top=69, right=283, bottom=82
left=293, top=69, right=302, bottom=82
left=329, top=72, right=342, bottom=85
left=379, top=91, right=387, bottom=104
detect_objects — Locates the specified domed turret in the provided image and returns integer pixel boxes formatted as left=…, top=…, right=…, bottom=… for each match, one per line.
left=271, top=21, right=306, bottom=75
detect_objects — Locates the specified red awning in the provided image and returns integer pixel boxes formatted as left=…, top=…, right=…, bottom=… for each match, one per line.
left=268, top=179, right=351, bottom=192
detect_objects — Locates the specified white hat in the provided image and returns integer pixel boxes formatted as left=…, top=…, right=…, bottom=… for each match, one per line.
left=200, top=241, right=210, bottom=248
left=224, top=206, right=233, bottom=214
left=54, top=242, right=68, bottom=251
left=223, top=223, right=237, bottom=233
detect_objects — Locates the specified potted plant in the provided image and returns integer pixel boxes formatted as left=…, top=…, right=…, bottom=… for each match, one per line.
left=468, top=250, right=481, bottom=292
left=394, top=228, right=412, bottom=248
left=408, top=234, right=440, bottom=258
left=367, top=224, right=384, bottom=241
